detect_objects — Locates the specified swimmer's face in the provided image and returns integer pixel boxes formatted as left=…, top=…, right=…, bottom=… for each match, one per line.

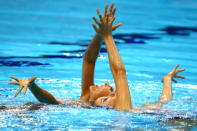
left=89, top=83, right=116, bottom=107
left=94, top=94, right=116, bottom=107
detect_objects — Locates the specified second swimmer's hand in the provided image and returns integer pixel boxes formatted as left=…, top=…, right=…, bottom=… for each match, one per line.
left=8, top=76, right=37, bottom=97
left=163, top=64, right=185, bottom=83
left=92, top=3, right=122, bottom=36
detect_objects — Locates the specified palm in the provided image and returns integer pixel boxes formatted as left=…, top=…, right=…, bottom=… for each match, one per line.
left=9, top=76, right=37, bottom=97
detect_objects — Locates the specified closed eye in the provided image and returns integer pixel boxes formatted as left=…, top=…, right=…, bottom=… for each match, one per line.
left=101, top=98, right=108, bottom=103
left=109, top=86, right=114, bottom=92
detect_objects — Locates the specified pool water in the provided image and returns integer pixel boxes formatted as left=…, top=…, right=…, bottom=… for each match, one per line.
left=0, top=0, right=197, bottom=130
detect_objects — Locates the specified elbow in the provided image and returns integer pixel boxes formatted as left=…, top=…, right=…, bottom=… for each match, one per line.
left=113, top=64, right=126, bottom=75
left=83, top=54, right=97, bottom=64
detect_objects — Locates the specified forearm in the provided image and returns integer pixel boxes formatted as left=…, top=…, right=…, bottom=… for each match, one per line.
left=103, top=34, right=125, bottom=73
left=83, top=33, right=103, bottom=62
left=159, top=75, right=173, bottom=102
left=103, top=34, right=133, bottom=110
left=29, top=83, right=61, bottom=104
left=81, top=62, right=95, bottom=100
left=80, top=33, right=103, bottom=101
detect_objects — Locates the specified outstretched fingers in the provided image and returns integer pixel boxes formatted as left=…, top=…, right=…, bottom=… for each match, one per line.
left=172, top=78, right=177, bottom=83
left=96, top=9, right=103, bottom=23
left=112, top=8, right=116, bottom=16
left=92, top=4, right=121, bottom=34
left=10, top=76, right=19, bottom=82
left=104, top=4, right=108, bottom=17
left=109, top=3, right=114, bottom=16
left=175, top=74, right=185, bottom=79
left=92, top=24, right=99, bottom=32
left=104, top=3, right=114, bottom=17
left=24, top=86, right=28, bottom=95
left=170, top=64, right=185, bottom=82
left=93, top=17, right=100, bottom=25
left=171, top=64, right=180, bottom=73
left=111, top=17, right=115, bottom=24
left=14, top=86, right=23, bottom=97
left=176, top=68, right=185, bottom=73
left=8, top=82, right=19, bottom=85
left=171, top=64, right=185, bottom=74
left=106, top=13, right=110, bottom=23
left=112, top=23, right=122, bottom=31
left=29, top=76, right=38, bottom=82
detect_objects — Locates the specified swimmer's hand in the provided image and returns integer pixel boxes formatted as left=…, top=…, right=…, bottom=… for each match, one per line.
left=163, top=64, right=185, bottom=83
left=8, top=76, right=37, bottom=97
left=92, top=3, right=122, bottom=35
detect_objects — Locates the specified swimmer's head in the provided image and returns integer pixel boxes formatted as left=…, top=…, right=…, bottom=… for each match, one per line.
left=89, top=83, right=116, bottom=107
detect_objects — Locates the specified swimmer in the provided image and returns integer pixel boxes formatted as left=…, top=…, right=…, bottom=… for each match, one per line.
left=8, top=4, right=185, bottom=113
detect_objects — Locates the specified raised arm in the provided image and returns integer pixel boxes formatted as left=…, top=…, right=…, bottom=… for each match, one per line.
left=80, top=34, right=102, bottom=101
left=144, top=65, right=185, bottom=107
left=9, top=76, right=62, bottom=104
left=159, top=64, right=185, bottom=103
left=80, top=4, right=119, bottom=101
left=92, top=4, right=133, bottom=111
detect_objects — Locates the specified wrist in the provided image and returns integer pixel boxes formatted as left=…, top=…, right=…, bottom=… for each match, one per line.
left=96, top=32, right=103, bottom=38
left=162, top=75, right=172, bottom=82
left=29, top=82, right=37, bottom=90
left=103, top=33, right=113, bottom=39
left=93, top=33, right=103, bottom=42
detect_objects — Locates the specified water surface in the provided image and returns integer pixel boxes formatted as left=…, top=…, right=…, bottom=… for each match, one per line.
left=0, top=0, right=197, bottom=130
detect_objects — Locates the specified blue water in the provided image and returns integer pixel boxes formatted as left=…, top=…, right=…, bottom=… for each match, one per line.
left=0, top=0, right=197, bottom=130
